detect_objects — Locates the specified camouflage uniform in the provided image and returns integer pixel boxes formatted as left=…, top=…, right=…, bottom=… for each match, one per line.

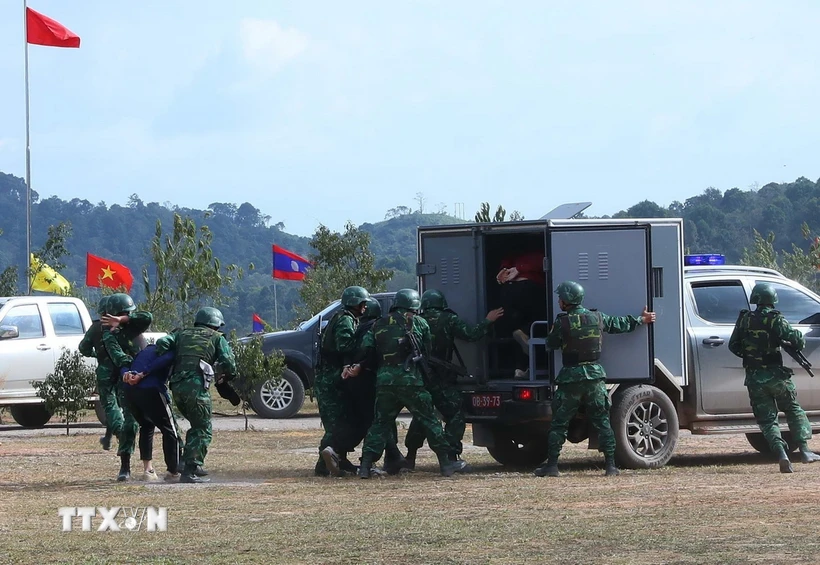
left=79, top=320, right=123, bottom=439
left=728, top=306, right=812, bottom=452
left=359, top=310, right=453, bottom=463
left=404, top=308, right=492, bottom=457
left=102, top=311, right=153, bottom=456
left=156, top=326, right=236, bottom=469
left=316, top=309, right=360, bottom=456
left=545, top=306, right=644, bottom=465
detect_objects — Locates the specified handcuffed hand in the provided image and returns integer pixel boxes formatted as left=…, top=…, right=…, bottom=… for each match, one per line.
left=342, top=364, right=361, bottom=379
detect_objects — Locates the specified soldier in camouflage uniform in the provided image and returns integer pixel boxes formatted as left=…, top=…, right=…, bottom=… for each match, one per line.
left=348, top=289, right=468, bottom=478
left=728, top=282, right=820, bottom=473
left=403, top=289, right=503, bottom=466
left=79, top=296, right=121, bottom=451
left=156, top=307, right=237, bottom=483
left=316, top=286, right=370, bottom=477
left=99, top=293, right=152, bottom=481
left=535, top=281, right=655, bottom=478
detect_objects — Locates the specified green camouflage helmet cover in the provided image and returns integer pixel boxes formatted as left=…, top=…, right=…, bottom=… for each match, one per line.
left=420, top=289, right=448, bottom=310
left=750, top=282, right=778, bottom=305
left=107, top=293, right=136, bottom=314
left=393, top=288, right=421, bottom=311
left=341, top=286, right=370, bottom=308
left=555, top=281, right=585, bottom=305
left=364, top=297, right=382, bottom=319
left=97, top=296, right=110, bottom=316
left=195, top=306, right=225, bottom=328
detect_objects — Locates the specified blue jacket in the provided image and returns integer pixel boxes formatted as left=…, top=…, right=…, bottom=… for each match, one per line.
left=120, top=344, right=175, bottom=390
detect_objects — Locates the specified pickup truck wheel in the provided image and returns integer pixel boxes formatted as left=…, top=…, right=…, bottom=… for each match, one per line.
left=10, top=404, right=52, bottom=428
left=611, top=385, right=679, bottom=469
left=745, top=432, right=799, bottom=454
left=486, top=428, right=550, bottom=468
left=250, top=368, right=305, bottom=419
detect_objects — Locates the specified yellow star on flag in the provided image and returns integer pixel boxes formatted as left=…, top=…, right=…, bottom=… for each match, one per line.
left=101, top=265, right=116, bottom=280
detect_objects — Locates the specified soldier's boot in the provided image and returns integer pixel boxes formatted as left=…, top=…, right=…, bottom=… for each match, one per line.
left=775, top=445, right=794, bottom=474
left=438, top=453, right=468, bottom=477
left=383, top=445, right=409, bottom=475
left=534, top=458, right=560, bottom=478
left=116, top=454, right=131, bottom=482
left=339, top=457, right=358, bottom=475
left=180, top=463, right=210, bottom=484
left=358, top=456, right=375, bottom=479
left=194, top=465, right=209, bottom=477
left=99, top=430, right=112, bottom=451
left=321, top=446, right=342, bottom=477
left=604, top=457, right=620, bottom=477
left=404, top=448, right=417, bottom=471
left=799, top=443, right=820, bottom=464
left=314, top=456, right=330, bottom=477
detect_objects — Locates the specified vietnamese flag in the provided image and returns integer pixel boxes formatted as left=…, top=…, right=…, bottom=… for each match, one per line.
left=26, top=7, right=81, bottom=48
left=86, top=253, right=133, bottom=291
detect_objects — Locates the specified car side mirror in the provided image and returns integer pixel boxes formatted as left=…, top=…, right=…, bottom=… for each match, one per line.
left=0, top=325, right=20, bottom=340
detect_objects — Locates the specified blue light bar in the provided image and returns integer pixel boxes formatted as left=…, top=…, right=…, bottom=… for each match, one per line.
left=684, top=253, right=725, bottom=266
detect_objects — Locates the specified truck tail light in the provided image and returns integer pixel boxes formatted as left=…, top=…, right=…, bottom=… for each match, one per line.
left=514, top=387, right=536, bottom=402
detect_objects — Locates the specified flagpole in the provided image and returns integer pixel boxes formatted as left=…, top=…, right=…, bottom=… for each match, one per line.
left=23, top=0, right=32, bottom=294
left=273, top=279, right=279, bottom=329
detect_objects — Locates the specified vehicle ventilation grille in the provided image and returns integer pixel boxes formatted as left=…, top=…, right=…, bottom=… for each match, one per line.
left=578, top=253, right=589, bottom=280
left=440, top=258, right=448, bottom=285
left=452, top=257, right=460, bottom=284
left=598, top=252, right=609, bottom=279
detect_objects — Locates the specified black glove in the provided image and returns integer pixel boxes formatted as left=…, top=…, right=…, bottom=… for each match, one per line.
left=215, top=380, right=241, bottom=406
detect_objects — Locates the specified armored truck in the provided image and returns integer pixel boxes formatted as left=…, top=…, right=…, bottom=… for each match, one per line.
left=416, top=217, right=820, bottom=469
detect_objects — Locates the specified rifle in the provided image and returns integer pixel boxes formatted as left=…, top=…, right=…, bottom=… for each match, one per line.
left=782, top=341, right=814, bottom=378
left=401, top=313, right=433, bottom=378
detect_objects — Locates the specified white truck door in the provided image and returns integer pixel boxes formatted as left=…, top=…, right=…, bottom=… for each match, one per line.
left=0, top=303, right=56, bottom=393
left=548, top=224, right=653, bottom=382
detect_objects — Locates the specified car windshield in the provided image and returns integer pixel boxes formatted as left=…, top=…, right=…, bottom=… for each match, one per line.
left=297, top=300, right=341, bottom=330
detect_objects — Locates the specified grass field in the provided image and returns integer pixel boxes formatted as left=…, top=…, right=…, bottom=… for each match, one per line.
left=2, top=422, right=820, bottom=565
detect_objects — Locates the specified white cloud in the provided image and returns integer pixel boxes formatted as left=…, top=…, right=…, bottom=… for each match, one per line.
left=239, top=18, right=309, bottom=73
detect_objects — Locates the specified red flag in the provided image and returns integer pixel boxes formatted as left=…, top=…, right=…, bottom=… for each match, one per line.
left=86, top=253, right=133, bottom=291
left=26, top=7, right=81, bottom=48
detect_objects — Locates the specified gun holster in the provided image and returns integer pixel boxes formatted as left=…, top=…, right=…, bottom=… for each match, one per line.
left=199, top=359, right=215, bottom=390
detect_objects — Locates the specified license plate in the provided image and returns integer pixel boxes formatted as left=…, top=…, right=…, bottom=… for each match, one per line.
left=471, top=393, right=502, bottom=409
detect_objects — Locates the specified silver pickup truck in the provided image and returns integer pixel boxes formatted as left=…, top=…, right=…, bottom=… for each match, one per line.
left=0, top=295, right=163, bottom=428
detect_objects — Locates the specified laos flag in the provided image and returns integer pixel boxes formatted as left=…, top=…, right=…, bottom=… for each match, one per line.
left=272, top=245, right=311, bottom=281
left=252, top=313, right=266, bottom=333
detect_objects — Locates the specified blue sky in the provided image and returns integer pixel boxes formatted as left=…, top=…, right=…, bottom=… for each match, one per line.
left=1, top=1, right=819, bottom=236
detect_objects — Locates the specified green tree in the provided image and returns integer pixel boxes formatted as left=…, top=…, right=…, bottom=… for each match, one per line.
left=740, top=224, right=820, bottom=293
left=32, top=348, right=96, bottom=436
left=230, top=332, right=285, bottom=430
left=140, top=213, right=247, bottom=331
left=474, top=202, right=523, bottom=222
left=298, top=222, right=393, bottom=317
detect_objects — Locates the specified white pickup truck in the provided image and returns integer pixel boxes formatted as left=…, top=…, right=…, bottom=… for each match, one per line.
left=0, top=295, right=162, bottom=428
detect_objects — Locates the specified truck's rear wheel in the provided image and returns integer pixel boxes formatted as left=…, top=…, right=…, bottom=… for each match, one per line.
left=10, top=404, right=52, bottom=428
left=611, top=384, right=678, bottom=469
left=745, top=432, right=799, bottom=454
left=486, top=427, right=550, bottom=468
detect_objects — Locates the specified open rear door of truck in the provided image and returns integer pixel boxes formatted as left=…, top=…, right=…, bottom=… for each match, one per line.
left=547, top=223, right=654, bottom=383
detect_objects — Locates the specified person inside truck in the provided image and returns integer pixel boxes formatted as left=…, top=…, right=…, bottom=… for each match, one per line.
left=495, top=251, right=546, bottom=378
left=534, top=281, right=655, bottom=478
left=728, top=282, right=820, bottom=473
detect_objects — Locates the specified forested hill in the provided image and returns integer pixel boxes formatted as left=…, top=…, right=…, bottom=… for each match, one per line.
left=2, top=170, right=819, bottom=333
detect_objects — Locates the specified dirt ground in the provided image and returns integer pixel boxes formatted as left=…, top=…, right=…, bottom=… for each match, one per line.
left=2, top=422, right=820, bottom=565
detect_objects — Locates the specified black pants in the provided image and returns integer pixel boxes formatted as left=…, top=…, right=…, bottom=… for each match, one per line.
left=498, top=279, right=547, bottom=369
left=124, top=387, right=182, bottom=473
left=343, top=372, right=400, bottom=460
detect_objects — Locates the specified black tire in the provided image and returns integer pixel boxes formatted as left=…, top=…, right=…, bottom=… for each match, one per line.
left=486, top=427, right=550, bottom=468
left=95, top=400, right=107, bottom=426
left=10, top=404, right=52, bottom=428
left=611, top=384, right=679, bottom=470
left=745, top=432, right=799, bottom=454
left=250, top=368, right=305, bottom=419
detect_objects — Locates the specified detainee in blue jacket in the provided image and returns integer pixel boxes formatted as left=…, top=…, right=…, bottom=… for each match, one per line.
left=120, top=344, right=184, bottom=481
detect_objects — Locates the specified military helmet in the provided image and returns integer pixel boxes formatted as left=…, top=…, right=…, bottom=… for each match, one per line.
left=195, top=307, right=225, bottom=328
left=341, top=286, right=370, bottom=308
left=97, top=296, right=110, bottom=317
left=107, top=293, right=136, bottom=315
left=420, top=289, right=448, bottom=310
left=393, top=288, right=421, bottom=311
left=555, top=281, right=585, bottom=305
left=363, top=297, right=382, bottom=319
left=750, top=282, right=778, bottom=305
